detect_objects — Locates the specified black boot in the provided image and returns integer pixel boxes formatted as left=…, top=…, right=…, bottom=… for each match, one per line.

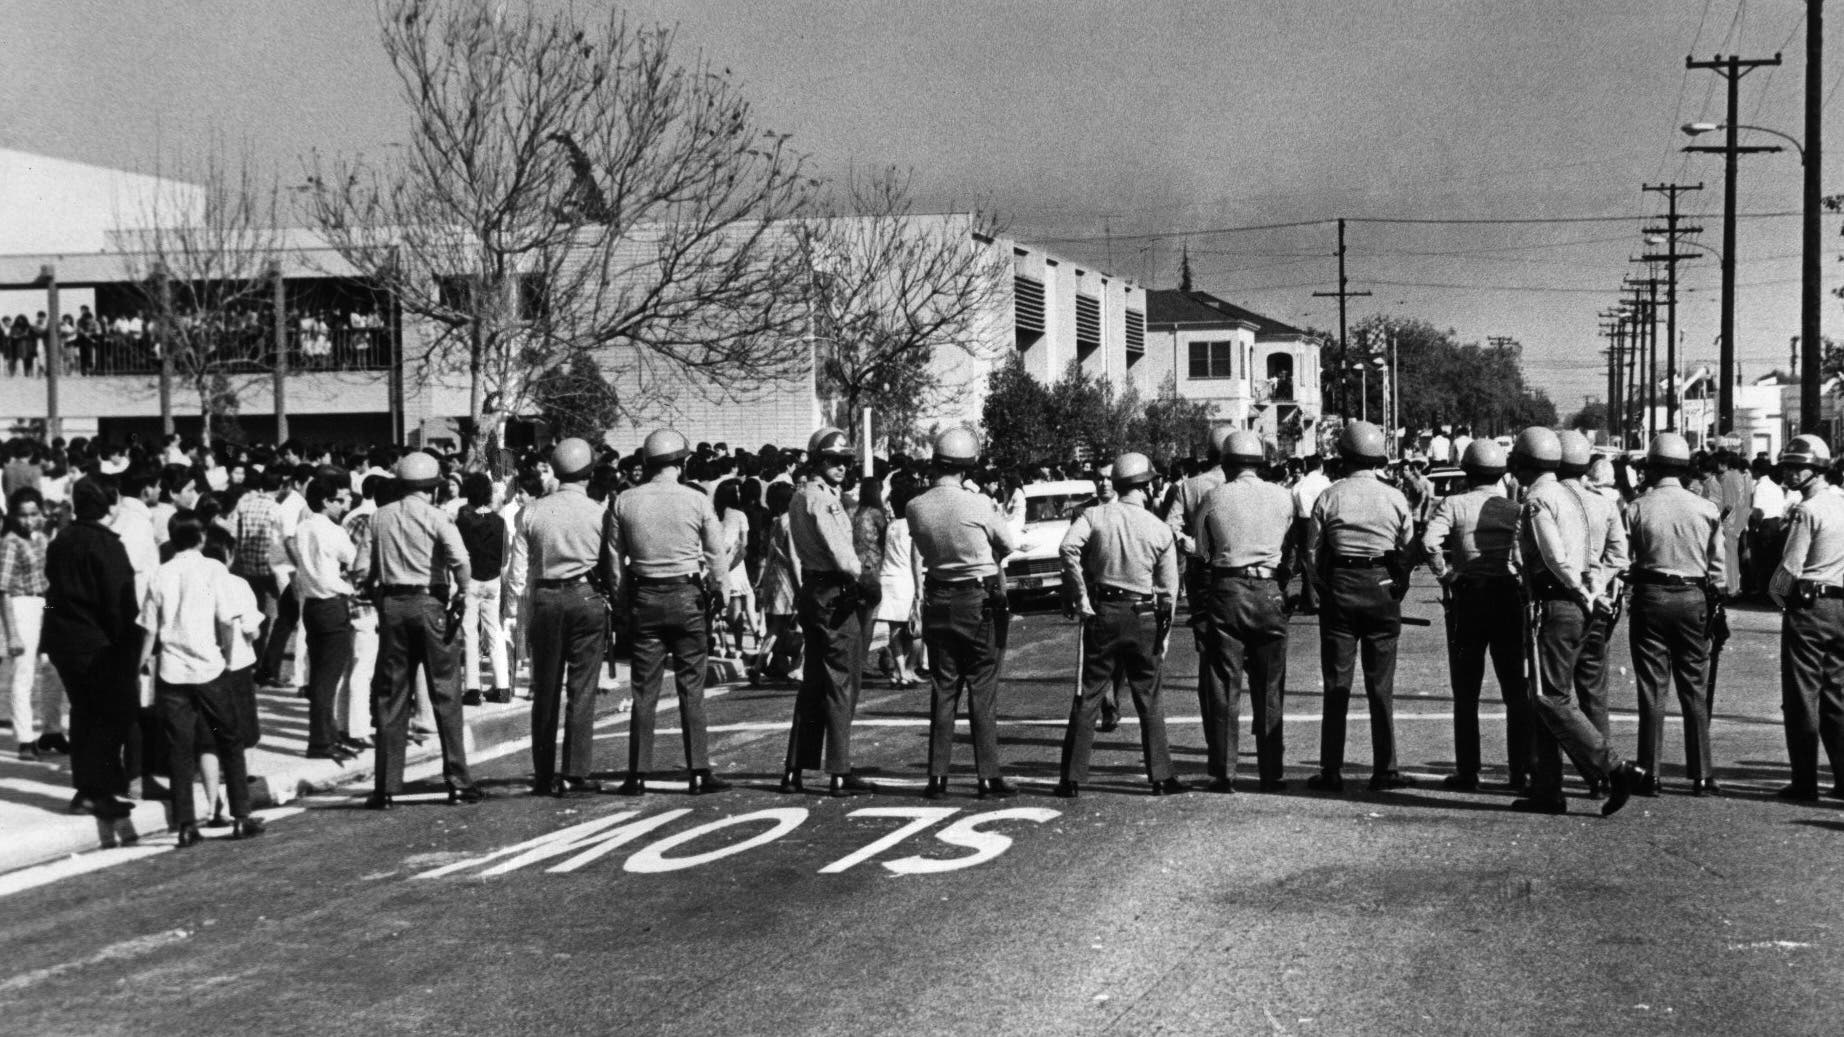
left=1052, top=780, right=1079, bottom=799
left=689, top=771, right=731, bottom=795
left=922, top=776, right=949, bottom=800
left=778, top=770, right=804, bottom=794
left=615, top=775, right=647, bottom=797
left=976, top=777, right=1016, bottom=800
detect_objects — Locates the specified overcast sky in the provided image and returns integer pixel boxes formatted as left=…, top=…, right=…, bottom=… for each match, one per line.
left=4, top=0, right=1836, bottom=416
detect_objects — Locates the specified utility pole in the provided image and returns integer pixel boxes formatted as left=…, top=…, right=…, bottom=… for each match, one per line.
left=1599, top=312, right=1622, bottom=445
left=1686, top=51, right=1782, bottom=433
left=1622, top=283, right=1652, bottom=440
left=1642, top=183, right=1703, bottom=432
left=1312, top=217, right=1371, bottom=419
left=1627, top=270, right=1667, bottom=442
left=1804, top=0, right=1825, bottom=434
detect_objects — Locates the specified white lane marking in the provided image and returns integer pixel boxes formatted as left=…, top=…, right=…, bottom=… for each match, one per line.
left=623, top=809, right=809, bottom=873
left=0, top=807, right=305, bottom=900
left=0, top=927, right=193, bottom=992
left=657, top=712, right=1708, bottom=734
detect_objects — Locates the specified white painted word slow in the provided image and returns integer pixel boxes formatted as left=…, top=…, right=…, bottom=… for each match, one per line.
left=413, top=806, right=1060, bottom=879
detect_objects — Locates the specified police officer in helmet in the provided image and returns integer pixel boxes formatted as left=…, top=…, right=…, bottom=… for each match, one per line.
left=364, top=450, right=483, bottom=809
left=607, top=428, right=731, bottom=796
left=1769, top=434, right=1844, bottom=800
left=781, top=426, right=876, bottom=797
left=1166, top=426, right=1233, bottom=775
left=516, top=437, right=618, bottom=796
left=1626, top=431, right=1723, bottom=796
left=906, top=427, right=1018, bottom=798
left=1055, top=451, right=1186, bottom=798
left=1303, top=420, right=1415, bottom=793
left=1195, top=429, right=1296, bottom=792
left=1509, top=426, right=1643, bottom=815
left=1558, top=429, right=1629, bottom=792
left=1422, top=438, right=1530, bottom=790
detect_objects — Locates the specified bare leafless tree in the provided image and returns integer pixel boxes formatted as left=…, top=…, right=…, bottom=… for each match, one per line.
left=304, top=0, right=818, bottom=462
left=797, top=167, right=1007, bottom=450
left=116, top=137, right=284, bottom=447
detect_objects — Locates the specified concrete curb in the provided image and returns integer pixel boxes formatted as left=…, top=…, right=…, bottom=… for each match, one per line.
left=1, top=655, right=748, bottom=876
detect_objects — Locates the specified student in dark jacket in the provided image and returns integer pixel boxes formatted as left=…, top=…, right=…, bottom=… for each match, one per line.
left=43, top=476, right=144, bottom=818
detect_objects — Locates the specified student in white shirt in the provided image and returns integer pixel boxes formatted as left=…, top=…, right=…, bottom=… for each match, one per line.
left=295, top=476, right=357, bottom=761
left=198, top=525, right=264, bottom=827
left=140, top=514, right=266, bottom=846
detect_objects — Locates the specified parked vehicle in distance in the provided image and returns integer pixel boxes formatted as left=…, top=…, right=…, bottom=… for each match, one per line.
left=1001, top=480, right=1097, bottom=603
left=1426, top=466, right=1467, bottom=498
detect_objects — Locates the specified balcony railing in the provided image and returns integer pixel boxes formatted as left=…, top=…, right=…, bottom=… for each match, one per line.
left=8, top=327, right=394, bottom=379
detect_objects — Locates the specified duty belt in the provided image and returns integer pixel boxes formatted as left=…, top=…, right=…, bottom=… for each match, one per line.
left=1095, top=585, right=1153, bottom=603
left=925, top=577, right=983, bottom=591
left=379, top=584, right=447, bottom=597
left=1805, top=583, right=1844, bottom=599
left=630, top=573, right=699, bottom=587
left=1212, top=564, right=1277, bottom=579
left=534, top=573, right=590, bottom=589
left=1331, top=556, right=1388, bottom=569
left=1629, top=570, right=1708, bottom=588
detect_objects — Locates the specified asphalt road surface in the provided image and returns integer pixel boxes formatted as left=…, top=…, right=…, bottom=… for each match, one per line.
left=3, top=591, right=1841, bottom=1036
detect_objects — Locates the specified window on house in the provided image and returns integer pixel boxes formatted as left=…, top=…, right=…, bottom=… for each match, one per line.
left=1188, top=340, right=1235, bottom=379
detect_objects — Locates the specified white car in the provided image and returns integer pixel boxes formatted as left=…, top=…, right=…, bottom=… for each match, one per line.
left=1002, top=480, right=1097, bottom=599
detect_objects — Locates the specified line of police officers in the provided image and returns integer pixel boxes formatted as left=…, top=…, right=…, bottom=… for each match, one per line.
left=352, top=416, right=1844, bottom=815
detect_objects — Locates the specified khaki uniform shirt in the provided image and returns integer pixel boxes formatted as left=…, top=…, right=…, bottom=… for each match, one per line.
left=606, top=478, right=727, bottom=597
left=1197, top=471, right=1294, bottom=570
left=1421, top=484, right=1519, bottom=581
left=368, top=493, right=470, bottom=589
left=789, top=480, right=859, bottom=576
left=906, top=484, right=1015, bottom=582
left=1779, top=486, right=1844, bottom=584
left=1565, top=476, right=1630, bottom=598
left=1061, top=498, right=1178, bottom=601
left=1305, top=470, right=1413, bottom=575
left=1165, top=469, right=1225, bottom=557
left=1515, top=473, right=1591, bottom=595
left=517, top=482, right=613, bottom=586
left=1625, top=481, right=1724, bottom=582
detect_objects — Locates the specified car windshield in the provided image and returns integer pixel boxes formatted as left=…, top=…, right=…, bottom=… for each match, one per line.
left=1025, top=494, right=1089, bottom=523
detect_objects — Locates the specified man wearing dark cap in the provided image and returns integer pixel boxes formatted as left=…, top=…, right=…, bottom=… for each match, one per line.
left=43, top=476, right=143, bottom=818
left=516, top=437, right=616, bottom=796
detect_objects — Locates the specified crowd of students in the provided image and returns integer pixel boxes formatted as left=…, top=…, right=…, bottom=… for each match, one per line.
left=0, top=304, right=390, bottom=378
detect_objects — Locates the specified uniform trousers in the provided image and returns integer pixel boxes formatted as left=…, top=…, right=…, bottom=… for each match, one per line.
left=787, top=579, right=862, bottom=775
left=1444, top=575, right=1531, bottom=780
left=528, top=582, right=609, bottom=781
left=302, top=595, right=353, bottom=756
left=1204, top=574, right=1288, bottom=783
left=1184, top=563, right=1228, bottom=774
left=371, top=593, right=473, bottom=794
left=157, top=675, right=251, bottom=826
left=1528, top=599, right=1617, bottom=798
left=1573, top=596, right=1620, bottom=742
left=920, top=583, right=1002, bottom=779
left=625, top=582, right=710, bottom=776
left=1781, top=598, right=1844, bottom=791
left=50, top=645, right=140, bottom=800
left=1628, top=583, right=1713, bottom=780
left=1317, top=568, right=1401, bottom=776
left=1060, top=598, right=1175, bottom=783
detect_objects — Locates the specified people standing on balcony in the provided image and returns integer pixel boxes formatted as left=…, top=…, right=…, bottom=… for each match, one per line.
left=74, top=306, right=99, bottom=375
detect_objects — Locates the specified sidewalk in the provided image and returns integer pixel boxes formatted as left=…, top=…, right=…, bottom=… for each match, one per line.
left=0, top=654, right=748, bottom=876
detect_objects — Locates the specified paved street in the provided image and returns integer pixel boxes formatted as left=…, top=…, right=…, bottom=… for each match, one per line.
left=3, top=592, right=1841, bottom=1036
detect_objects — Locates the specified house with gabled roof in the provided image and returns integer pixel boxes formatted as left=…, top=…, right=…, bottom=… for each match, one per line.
left=1142, top=288, right=1324, bottom=456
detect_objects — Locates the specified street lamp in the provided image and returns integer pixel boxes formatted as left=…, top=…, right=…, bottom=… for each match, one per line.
left=1682, top=117, right=1821, bottom=437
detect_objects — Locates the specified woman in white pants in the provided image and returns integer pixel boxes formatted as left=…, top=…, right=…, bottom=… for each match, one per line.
left=0, top=488, right=58, bottom=760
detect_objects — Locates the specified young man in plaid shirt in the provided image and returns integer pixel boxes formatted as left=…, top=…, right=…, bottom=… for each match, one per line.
left=230, top=469, right=284, bottom=684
